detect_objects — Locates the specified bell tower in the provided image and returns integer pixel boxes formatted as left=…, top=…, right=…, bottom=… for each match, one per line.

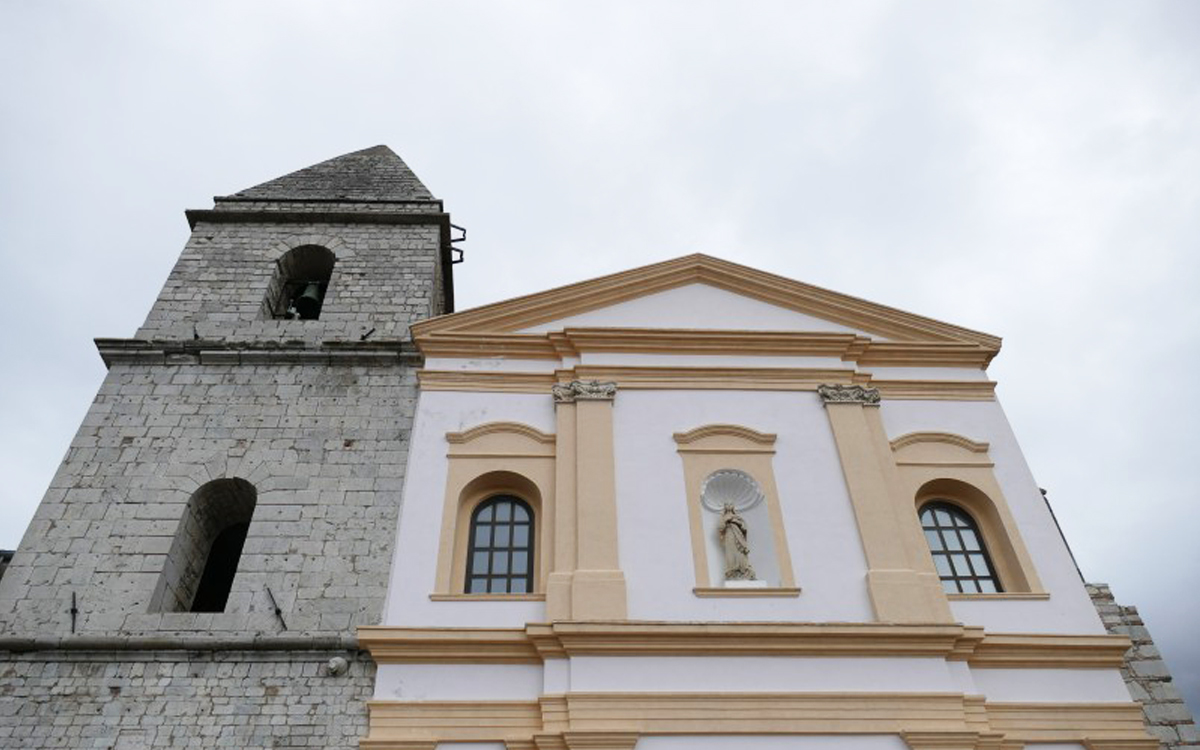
left=0, top=146, right=454, bottom=748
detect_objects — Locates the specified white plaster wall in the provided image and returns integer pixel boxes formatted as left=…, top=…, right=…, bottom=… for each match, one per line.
left=879, top=398, right=1107, bottom=634
left=969, top=668, right=1132, bottom=703
left=375, top=663, right=543, bottom=701
left=568, top=656, right=955, bottom=693
left=520, top=283, right=878, bottom=336
left=578, top=352, right=853, bottom=370
left=612, top=389, right=874, bottom=622
left=636, top=735, right=910, bottom=750
left=381, top=390, right=554, bottom=627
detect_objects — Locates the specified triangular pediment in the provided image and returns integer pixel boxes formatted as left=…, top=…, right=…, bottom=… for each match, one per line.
left=413, top=255, right=1000, bottom=350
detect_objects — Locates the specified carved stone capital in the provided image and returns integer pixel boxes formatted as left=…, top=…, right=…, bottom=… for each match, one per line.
left=553, top=380, right=618, bottom=403
left=817, top=384, right=881, bottom=406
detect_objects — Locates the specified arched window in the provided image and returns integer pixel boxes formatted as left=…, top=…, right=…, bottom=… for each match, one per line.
left=919, top=500, right=1003, bottom=594
left=265, top=245, right=336, bottom=320
left=464, top=495, right=534, bottom=594
left=149, top=478, right=257, bottom=613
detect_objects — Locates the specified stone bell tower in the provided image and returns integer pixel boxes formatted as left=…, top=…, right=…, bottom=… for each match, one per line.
left=0, top=146, right=455, bottom=749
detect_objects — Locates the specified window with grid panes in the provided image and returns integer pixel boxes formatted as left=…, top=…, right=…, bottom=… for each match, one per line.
left=465, top=496, right=534, bottom=594
left=919, top=501, right=1002, bottom=594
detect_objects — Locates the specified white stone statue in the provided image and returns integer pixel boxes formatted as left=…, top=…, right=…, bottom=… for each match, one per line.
left=718, top=503, right=756, bottom=581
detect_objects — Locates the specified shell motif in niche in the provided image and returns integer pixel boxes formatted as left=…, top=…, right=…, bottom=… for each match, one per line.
left=700, top=469, right=764, bottom=513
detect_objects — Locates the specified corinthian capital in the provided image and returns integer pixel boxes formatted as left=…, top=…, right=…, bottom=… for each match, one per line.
left=817, top=384, right=881, bottom=406
left=552, top=380, right=618, bottom=403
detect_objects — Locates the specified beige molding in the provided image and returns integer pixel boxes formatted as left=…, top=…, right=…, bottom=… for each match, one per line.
left=947, top=593, right=1050, bottom=602
left=448, top=422, right=557, bottom=446
left=673, top=424, right=777, bottom=447
left=692, top=586, right=801, bottom=597
left=429, top=593, right=547, bottom=602
left=363, top=693, right=1153, bottom=747
left=415, top=328, right=997, bottom=369
left=969, top=633, right=1131, bottom=669
left=418, top=368, right=995, bottom=401
left=410, top=254, right=1002, bottom=350
left=358, top=622, right=1131, bottom=668
left=986, top=702, right=1154, bottom=744
left=419, top=369, right=558, bottom=393
left=891, top=432, right=991, bottom=454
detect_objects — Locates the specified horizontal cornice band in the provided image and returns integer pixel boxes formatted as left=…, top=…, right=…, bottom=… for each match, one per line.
left=362, top=693, right=1153, bottom=747
left=416, top=368, right=997, bottom=400
left=95, top=338, right=418, bottom=368
left=416, top=327, right=997, bottom=368
left=357, top=622, right=1129, bottom=668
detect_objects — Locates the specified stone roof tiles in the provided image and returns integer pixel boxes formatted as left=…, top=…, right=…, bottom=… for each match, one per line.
left=225, top=145, right=434, bottom=202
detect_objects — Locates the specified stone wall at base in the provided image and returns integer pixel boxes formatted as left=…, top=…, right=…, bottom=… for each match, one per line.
left=0, top=646, right=372, bottom=749
left=1089, top=583, right=1199, bottom=749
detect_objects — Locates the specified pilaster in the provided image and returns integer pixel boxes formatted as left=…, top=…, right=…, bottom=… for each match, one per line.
left=818, top=385, right=952, bottom=623
left=550, top=381, right=627, bottom=620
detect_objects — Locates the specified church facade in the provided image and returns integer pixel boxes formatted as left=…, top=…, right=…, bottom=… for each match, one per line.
left=0, top=147, right=1192, bottom=748
left=357, top=255, right=1159, bottom=750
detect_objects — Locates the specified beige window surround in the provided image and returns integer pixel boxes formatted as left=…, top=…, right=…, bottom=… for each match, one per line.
left=891, top=431, right=1045, bottom=597
left=433, top=422, right=556, bottom=597
left=674, top=424, right=797, bottom=594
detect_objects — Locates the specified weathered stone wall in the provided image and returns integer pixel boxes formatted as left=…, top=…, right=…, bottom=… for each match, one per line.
left=0, top=361, right=416, bottom=637
left=136, top=216, right=443, bottom=344
left=0, top=646, right=372, bottom=749
left=1089, top=583, right=1199, bottom=749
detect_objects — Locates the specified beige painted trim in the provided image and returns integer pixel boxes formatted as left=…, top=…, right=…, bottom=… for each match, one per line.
left=358, top=622, right=1130, bottom=668
left=363, top=693, right=1152, bottom=747
left=823, top=401, right=954, bottom=623
left=449, top=422, right=557, bottom=446
left=947, top=593, right=1050, bottom=601
left=419, top=370, right=558, bottom=393
left=872, top=380, right=997, bottom=401
left=410, top=254, right=1001, bottom=349
left=692, top=587, right=801, bottom=597
left=570, top=365, right=863, bottom=391
left=674, top=425, right=796, bottom=589
left=419, top=368, right=995, bottom=401
left=429, top=594, right=547, bottom=602
left=569, top=394, right=627, bottom=620
left=895, top=434, right=1044, bottom=595
left=891, top=432, right=990, bottom=454
left=674, top=424, right=776, bottom=447
left=415, top=328, right=997, bottom=369
left=434, top=422, right=556, bottom=595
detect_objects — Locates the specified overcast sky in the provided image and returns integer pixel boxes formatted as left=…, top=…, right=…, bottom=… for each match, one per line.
left=2, top=1, right=1197, bottom=712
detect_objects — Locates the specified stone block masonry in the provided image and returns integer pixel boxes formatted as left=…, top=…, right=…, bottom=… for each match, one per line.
left=0, top=361, right=417, bottom=637
left=0, top=645, right=372, bottom=749
left=1090, top=583, right=1199, bottom=749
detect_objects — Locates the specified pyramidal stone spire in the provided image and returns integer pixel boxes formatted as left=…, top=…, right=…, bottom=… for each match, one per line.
left=225, top=145, right=435, bottom=202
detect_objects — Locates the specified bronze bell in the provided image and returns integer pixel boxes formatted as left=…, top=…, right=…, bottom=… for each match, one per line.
left=293, top=283, right=323, bottom=319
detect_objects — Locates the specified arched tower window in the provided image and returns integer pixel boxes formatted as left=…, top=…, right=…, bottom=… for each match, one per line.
left=265, top=245, right=336, bottom=320
left=149, top=478, right=257, bottom=613
left=918, top=500, right=1003, bottom=594
left=464, top=495, right=534, bottom=594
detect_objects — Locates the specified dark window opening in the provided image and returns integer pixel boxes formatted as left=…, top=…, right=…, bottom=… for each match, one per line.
left=190, top=521, right=250, bottom=612
left=919, top=500, right=1003, bottom=594
left=465, top=495, right=534, bottom=594
left=149, top=477, right=257, bottom=613
left=266, top=245, right=336, bottom=320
